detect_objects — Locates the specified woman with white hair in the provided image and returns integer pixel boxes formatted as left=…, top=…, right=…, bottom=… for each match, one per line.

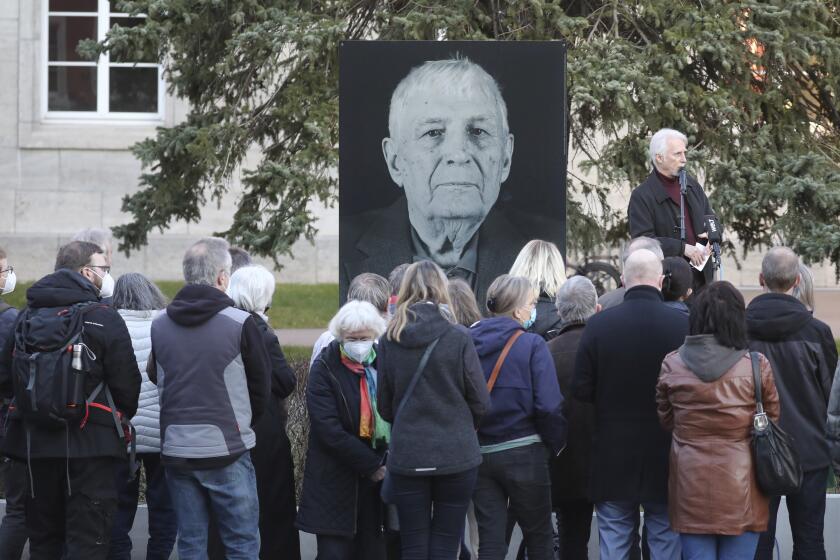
left=296, top=300, right=390, bottom=560
left=208, top=265, right=300, bottom=559
left=509, top=239, right=567, bottom=339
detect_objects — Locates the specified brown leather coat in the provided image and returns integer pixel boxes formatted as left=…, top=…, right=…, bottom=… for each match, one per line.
left=656, top=349, right=780, bottom=534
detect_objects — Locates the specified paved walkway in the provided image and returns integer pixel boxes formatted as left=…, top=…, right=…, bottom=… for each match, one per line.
left=277, top=289, right=840, bottom=348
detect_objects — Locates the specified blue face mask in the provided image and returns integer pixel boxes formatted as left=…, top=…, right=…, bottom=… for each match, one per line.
left=522, top=307, right=537, bottom=330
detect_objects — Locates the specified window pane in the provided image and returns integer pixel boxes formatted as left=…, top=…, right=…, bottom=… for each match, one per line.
left=49, top=16, right=97, bottom=62
left=109, top=17, right=156, bottom=63
left=109, top=67, right=158, bottom=113
left=48, top=66, right=97, bottom=111
left=49, top=0, right=97, bottom=11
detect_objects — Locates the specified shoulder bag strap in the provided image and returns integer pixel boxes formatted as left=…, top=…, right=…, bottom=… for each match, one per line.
left=487, top=330, right=525, bottom=393
left=750, top=351, right=765, bottom=415
left=393, top=337, right=440, bottom=424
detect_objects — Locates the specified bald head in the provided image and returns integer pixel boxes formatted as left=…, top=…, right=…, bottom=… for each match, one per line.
left=761, top=246, right=800, bottom=293
left=622, top=237, right=664, bottom=267
left=623, top=249, right=664, bottom=290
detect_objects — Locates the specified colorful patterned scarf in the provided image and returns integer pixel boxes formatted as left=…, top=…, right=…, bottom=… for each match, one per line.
left=340, top=346, right=391, bottom=449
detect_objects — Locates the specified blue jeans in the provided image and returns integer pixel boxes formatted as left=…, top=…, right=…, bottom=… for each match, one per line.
left=596, top=501, right=680, bottom=560
left=108, top=453, right=177, bottom=560
left=681, top=532, right=759, bottom=560
left=165, top=452, right=259, bottom=560
left=754, top=467, right=828, bottom=560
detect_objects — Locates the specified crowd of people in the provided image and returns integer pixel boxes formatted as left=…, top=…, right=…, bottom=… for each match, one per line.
left=0, top=222, right=839, bottom=560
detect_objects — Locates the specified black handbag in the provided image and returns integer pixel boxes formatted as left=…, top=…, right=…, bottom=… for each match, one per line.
left=380, top=337, right=440, bottom=505
left=750, top=352, right=803, bottom=496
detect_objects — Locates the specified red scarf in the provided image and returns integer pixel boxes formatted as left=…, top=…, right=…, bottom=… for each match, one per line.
left=340, top=354, right=373, bottom=440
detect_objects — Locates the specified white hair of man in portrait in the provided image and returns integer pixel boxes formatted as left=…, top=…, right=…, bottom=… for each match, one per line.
left=381, top=57, right=515, bottom=267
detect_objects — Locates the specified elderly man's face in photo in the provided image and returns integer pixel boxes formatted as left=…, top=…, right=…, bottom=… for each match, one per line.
left=383, top=82, right=514, bottom=235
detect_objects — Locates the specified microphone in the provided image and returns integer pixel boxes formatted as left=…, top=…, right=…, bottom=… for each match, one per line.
left=703, top=215, right=722, bottom=243
left=678, top=167, right=688, bottom=195
left=704, top=214, right=723, bottom=274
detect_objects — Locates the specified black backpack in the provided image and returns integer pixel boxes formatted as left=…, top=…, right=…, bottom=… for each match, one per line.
left=11, top=302, right=114, bottom=430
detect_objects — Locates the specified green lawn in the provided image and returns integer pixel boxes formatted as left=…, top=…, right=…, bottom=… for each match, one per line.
left=4, top=281, right=339, bottom=330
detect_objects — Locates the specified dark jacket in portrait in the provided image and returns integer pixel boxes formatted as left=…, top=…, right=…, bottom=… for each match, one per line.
left=572, top=285, right=689, bottom=503
left=377, top=302, right=489, bottom=476
left=340, top=196, right=561, bottom=306
left=547, top=321, right=595, bottom=504
left=0, top=270, right=141, bottom=461
left=746, top=293, right=838, bottom=472
left=628, top=171, right=715, bottom=286
left=296, top=340, right=385, bottom=538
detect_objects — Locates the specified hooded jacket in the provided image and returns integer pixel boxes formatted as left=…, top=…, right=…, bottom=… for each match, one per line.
left=470, top=316, right=566, bottom=453
left=746, top=292, right=838, bottom=471
left=148, top=284, right=271, bottom=469
left=0, top=269, right=140, bottom=460
left=657, top=337, right=779, bottom=534
left=377, top=302, right=490, bottom=476
left=528, top=295, right=563, bottom=339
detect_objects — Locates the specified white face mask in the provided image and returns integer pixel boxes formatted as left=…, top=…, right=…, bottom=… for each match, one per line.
left=88, top=268, right=115, bottom=299
left=1, top=270, right=15, bottom=295
left=343, top=340, right=374, bottom=363
left=99, top=272, right=115, bottom=299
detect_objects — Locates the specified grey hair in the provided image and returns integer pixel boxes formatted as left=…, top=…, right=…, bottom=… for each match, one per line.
left=183, top=237, right=232, bottom=286
left=229, top=265, right=275, bottom=316
left=388, top=57, right=509, bottom=140
left=792, top=262, right=815, bottom=311
left=622, top=237, right=664, bottom=268
left=761, top=246, right=800, bottom=292
left=555, top=275, right=598, bottom=324
left=348, top=273, right=390, bottom=314
left=229, top=247, right=253, bottom=273
left=72, top=228, right=113, bottom=252
left=649, top=128, right=688, bottom=166
left=329, top=300, right=387, bottom=341
left=112, top=272, right=167, bottom=311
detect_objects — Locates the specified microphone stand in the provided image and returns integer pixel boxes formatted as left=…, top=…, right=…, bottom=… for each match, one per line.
left=678, top=168, right=687, bottom=244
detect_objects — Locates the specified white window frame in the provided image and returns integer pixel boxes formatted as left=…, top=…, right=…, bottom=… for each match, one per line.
left=42, top=0, right=165, bottom=122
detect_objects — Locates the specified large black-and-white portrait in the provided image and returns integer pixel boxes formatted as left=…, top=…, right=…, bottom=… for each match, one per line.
left=339, top=41, right=567, bottom=305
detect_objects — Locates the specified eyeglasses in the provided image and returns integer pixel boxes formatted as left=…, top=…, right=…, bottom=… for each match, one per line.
left=86, top=265, right=111, bottom=274
left=0, top=266, right=12, bottom=274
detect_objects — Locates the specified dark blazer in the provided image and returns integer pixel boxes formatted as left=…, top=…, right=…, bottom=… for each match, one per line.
left=628, top=171, right=715, bottom=285
left=572, top=285, right=689, bottom=503
left=340, top=196, right=561, bottom=306
left=547, top=322, right=594, bottom=503
left=296, top=340, right=384, bottom=537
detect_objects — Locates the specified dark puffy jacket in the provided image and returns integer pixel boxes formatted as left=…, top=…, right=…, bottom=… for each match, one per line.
left=746, top=293, right=838, bottom=471
left=296, top=340, right=384, bottom=537
left=0, top=270, right=141, bottom=460
left=547, top=322, right=594, bottom=503
left=471, top=316, right=566, bottom=453
left=377, top=302, right=489, bottom=476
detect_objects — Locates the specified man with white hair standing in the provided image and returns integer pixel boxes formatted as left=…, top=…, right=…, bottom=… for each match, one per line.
left=341, top=56, right=560, bottom=306
left=628, top=128, right=717, bottom=291
left=573, top=249, right=689, bottom=560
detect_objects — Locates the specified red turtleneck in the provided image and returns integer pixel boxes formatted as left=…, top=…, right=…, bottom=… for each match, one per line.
left=655, top=169, right=696, bottom=246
